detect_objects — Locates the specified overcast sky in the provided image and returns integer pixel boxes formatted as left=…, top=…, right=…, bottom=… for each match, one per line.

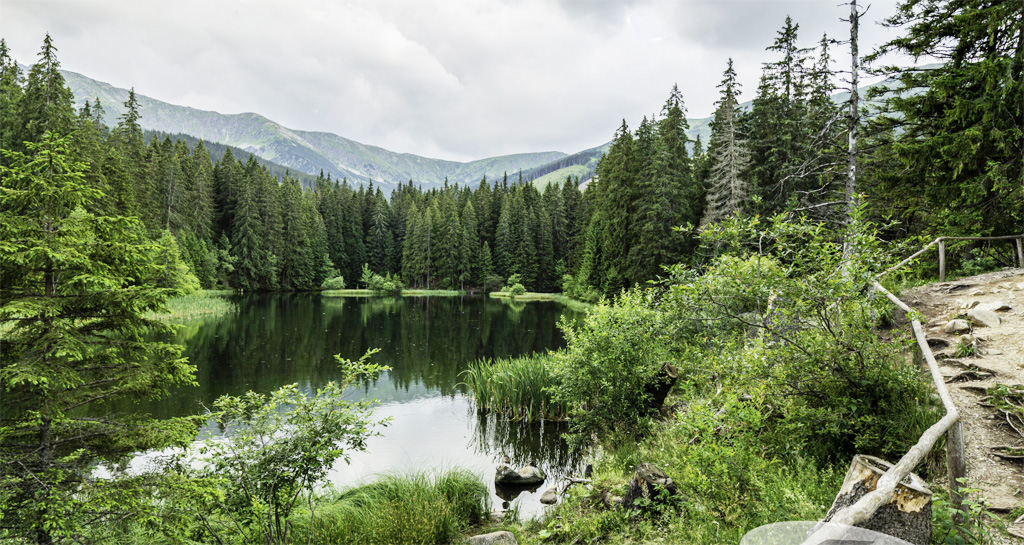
left=3, top=0, right=909, bottom=162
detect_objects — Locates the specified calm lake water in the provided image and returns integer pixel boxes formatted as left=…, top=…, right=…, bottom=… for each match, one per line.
left=143, top=293, right=585, bottom=516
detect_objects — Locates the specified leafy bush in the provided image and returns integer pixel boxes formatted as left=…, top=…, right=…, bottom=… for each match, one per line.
left=506, top=283, right=527, bottom=297
left=547, top=290, right=670, bottom=447
left=360, top=264, right=403, bottom=295
left=321, top=275, right=346, bottom=290
left=169, top=350, right=389, bottom=545
left=666, top=214, right=939, bottom=463
left=561, top=273, right=601, bottom=303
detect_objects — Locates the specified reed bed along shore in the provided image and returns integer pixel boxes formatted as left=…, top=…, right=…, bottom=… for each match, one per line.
left=288, top=469, right=490, bottom=544
left=146, top=290, right=236, bottom=323
left=461, top=354, right=568, bottom=422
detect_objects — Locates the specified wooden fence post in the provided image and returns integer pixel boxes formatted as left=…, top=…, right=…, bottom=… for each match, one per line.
left=1016, top=237, right=1023, bottom=268
left=946, top=419, right=967, bottom=517
left=938, top=239, right=946, bottom=282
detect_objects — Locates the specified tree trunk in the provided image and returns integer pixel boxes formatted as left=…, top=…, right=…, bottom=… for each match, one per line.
left=643, top=362, right=677, bottom=414
left=823, top=455, right=932, bottom=545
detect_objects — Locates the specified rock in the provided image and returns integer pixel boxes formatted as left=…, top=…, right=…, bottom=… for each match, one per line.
left=467, top=530, right=517, bottom=545
left=969, top=289, right=985, bottom=296
left=943, top=319, right=970, bottom=334
left=621, top=463, right=678, bottom=510
left=495, top=463, right=545, bottom=485
left=540, top=486, right=558, bottom=504
left=926, top=337, right=950, bottom=349
left=489, top=511, right=506, bottom=523
left=967, top=308, right=1001, bottom=328
left=979, top=300, right=1012, bottom=312
left=967, top=300, right=982, bottom=309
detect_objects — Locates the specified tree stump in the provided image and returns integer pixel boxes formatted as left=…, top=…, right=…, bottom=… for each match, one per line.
left=643, top=362, right=678, bottom=415
left=823, top=455, right=932, bottom=545
left=621, top=463, right=678, bottom=510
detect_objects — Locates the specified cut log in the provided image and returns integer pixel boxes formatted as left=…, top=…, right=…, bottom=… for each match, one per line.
left=642, top=362, right=678, bottom=415
left=620, top=463, right=678, bottom=510
left=823, top=455, right=932, bottom=545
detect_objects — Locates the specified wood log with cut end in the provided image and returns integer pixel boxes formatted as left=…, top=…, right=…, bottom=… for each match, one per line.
left=620, top=463, right=678, bottom=510
left=823, top=455, right=932, bottom=545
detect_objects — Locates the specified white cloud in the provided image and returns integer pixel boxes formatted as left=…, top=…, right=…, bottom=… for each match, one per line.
left=2, top=0, right=908, bottom=162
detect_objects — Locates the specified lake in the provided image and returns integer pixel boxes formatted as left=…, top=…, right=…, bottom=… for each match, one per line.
left=142, top=293, right=585, bottom=516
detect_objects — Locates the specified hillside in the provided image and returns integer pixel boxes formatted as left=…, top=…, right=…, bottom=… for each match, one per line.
left=61, top=69, right=565, bottom=191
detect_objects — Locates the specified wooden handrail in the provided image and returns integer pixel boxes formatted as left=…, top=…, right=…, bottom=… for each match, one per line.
left=882, top=235, right=1024, bottom=281
left=815, top=234, right=1010, bottom=531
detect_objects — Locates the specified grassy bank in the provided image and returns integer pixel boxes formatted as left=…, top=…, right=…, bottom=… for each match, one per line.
left=288, top=469, right=490, bottom=544
left=321, top=288, right=465, bottom=297
left=146, top=290, right=236, bottom=323
left=489, top=291, right=594, bottom=312
left=462, top=354, right=567, bottom=421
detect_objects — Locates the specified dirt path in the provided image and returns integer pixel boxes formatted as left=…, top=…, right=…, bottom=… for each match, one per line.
left=901, top=268, right=1024, bottom=541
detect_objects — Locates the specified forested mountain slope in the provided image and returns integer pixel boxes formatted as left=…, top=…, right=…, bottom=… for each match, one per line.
left=61, top=68, right=566, bottom=190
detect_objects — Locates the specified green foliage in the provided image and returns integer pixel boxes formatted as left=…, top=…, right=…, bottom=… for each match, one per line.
left=507, top=283, right=527, bottom=297
left=321, top=275, right=347, bottom=290
left=170, top=349, right=389, bottom=545
left=288, top=469, right=490, bottom=545
left=667, top=214, right=939, bottom=463
left=462, top=354, right=568, bottom=421
left=1, top=132, right=200, bottom=542
left=548, top=290, right=670, bottom=446
left=360, top=263, right=404, bottom=295
left=561, top=273, right=600, bottom=304
left=542, top=393, right=841, bottom=544
left=932, top=481, right=1002, bottom=545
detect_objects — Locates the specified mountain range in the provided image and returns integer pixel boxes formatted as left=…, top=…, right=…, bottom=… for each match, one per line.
left=61, top=68, right=909, bottom=191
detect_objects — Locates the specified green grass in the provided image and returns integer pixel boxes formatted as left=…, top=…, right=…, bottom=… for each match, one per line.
left=530, top=164, right=591, bottom=190
left=145, top=290, right=236, bottom=323
left=461, top=354, right=568, bottom=421
left=288, top=469, right=490, bottom=544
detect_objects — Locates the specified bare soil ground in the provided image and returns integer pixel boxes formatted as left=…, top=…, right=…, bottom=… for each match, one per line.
left=901, top=268, right=1024, bottom=542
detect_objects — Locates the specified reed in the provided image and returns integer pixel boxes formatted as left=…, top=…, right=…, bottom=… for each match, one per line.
left=288, top=469, right=489, bottom=544
left=146, top=290, right=236, bottom=323
left=461, top=353, right=568, bottom=422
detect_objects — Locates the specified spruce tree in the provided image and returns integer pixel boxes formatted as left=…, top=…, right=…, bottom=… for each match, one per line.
left=702, top=59, right=752, bottom=225
left=1, top=133, right=198, bottom=543
left=868, top=0, right=1023, bottom=237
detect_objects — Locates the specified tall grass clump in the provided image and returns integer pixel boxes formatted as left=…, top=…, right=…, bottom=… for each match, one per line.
left=146, top=290, right=236, bottom=323
left=462, top=353, right=568, bottom=421
left=288, top=469, right=489, bottom=544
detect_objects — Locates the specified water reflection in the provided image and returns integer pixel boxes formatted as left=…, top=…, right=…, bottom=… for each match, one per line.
left=120, top=294, right=585, bottom=517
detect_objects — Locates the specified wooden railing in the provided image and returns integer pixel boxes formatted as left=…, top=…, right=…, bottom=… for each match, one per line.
left=825, top=233, right=1024, bottom=530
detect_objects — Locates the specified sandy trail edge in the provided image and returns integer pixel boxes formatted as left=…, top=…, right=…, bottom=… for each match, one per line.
left=900, top=268, right=1024, bottom=543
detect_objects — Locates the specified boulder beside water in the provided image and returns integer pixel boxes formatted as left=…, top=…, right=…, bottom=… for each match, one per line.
left=495, top=463, right=546, bottom=485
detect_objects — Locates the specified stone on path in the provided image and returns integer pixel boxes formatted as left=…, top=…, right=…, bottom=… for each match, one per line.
left=944, top=319, right=970, bottom=334
left=967, top=308, right=1001, bottom=328
left=467, top=530, right=517, bottom=545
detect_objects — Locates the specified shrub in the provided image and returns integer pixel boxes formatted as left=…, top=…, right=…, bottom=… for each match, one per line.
left=547, top=290, right=670, bottom=447
left=507, top=283, right=527, bottom=297
left=321, top=276, right=346, bottom=290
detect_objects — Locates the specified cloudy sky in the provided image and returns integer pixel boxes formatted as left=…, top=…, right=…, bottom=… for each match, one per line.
left=4, top=0, right=909, bottom=162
